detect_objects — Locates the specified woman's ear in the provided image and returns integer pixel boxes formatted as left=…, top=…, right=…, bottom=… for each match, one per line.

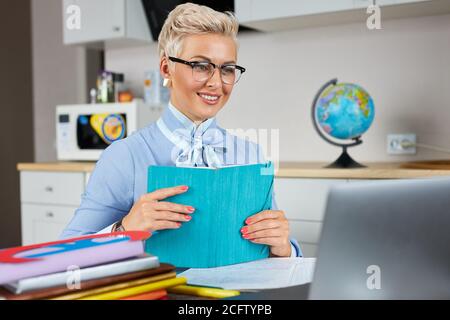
left=160, top=56, right=172, bottom=88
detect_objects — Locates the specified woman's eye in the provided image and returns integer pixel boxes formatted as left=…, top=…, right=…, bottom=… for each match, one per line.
left=222, top=66, right=235, bottom=75
left=194, top=64, right=210, bottom=72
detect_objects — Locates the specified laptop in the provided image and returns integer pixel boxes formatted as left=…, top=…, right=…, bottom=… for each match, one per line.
left=309, top=177, right=450, bottom=299
left=233, top=177, right=450, bottom=300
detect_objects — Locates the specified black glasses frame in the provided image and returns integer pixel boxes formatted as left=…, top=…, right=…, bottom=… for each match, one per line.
left=168, top=56, right=246, bottom=84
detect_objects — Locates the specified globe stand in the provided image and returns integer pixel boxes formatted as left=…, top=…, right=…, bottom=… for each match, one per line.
left=312, top=78, right=370, bottom=169
left=326, top=146, right=365, bottom=168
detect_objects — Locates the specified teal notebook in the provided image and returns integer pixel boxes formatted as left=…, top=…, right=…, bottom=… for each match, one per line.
left=145, top=162, right=274, bottom=268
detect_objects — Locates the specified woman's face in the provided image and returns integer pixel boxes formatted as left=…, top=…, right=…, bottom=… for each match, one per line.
left=161, top=33, right=238, bottom=123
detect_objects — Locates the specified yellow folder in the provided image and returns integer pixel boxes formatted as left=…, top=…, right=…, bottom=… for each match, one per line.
left=50, top=272, right=177, bottom=300
left=79, top=277, right=187, bottom=300
left=168, top=285, right=240, bottom=299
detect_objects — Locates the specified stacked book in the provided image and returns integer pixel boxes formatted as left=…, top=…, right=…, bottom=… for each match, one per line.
left=0, top=231, right=186, bottom=300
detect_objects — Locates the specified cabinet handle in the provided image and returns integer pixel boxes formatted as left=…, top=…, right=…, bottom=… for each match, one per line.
left=46, top=212, right=54, bottom=218
left=45, top=186, right=53, bottom=192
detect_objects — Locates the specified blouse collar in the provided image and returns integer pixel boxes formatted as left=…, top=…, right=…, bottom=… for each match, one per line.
left=161, top=101, right=217, bottom=138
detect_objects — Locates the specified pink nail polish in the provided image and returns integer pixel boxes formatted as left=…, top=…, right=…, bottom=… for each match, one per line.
left=187, top=206, right=195, bottom=213
left=245, top=218, right=252, bottom=225
left=180, top=186, right=189, bottom=191
left=185, top=215, right=192, bottom=221
left=243, top=234, right=250, bottom=239
left=241, top=227, right=248, bottom=234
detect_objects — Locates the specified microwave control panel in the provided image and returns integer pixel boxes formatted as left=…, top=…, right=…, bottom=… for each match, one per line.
left=57, top=114, right=71, bottom=153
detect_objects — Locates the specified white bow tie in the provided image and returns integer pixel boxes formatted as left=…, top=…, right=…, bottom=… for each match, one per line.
left=157, top=118, right=226, bottom=168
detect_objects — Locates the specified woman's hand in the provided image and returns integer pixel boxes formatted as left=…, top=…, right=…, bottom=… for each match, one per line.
left=241, top=210, right=292, bottom=257
left=122, top=185, right=195, bottom=232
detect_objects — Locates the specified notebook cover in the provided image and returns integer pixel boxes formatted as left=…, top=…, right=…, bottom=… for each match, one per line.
left=0, top=263, right=174, bottom=300
left=0, top=231, right=150, bottom=284
left=145, top=162, right=274, bottom=268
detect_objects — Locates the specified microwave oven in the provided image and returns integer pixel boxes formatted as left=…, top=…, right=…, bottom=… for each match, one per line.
left=56, top=99, right=163, bottom=161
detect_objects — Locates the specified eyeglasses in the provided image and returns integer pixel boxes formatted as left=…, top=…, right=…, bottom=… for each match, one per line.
left=168, top=56, right=246, bottom=85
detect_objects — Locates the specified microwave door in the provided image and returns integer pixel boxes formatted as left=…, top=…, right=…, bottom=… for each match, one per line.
left=77, top=113, right=127, bottom=149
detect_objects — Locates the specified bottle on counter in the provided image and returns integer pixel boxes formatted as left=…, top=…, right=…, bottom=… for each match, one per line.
left=96, top=70, right=115, bottom=103
left=106, top=71, right=115, bottom=103
left=113, top=73, right=124, bottom=102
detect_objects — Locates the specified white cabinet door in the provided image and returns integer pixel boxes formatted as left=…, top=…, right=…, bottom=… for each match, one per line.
left=353, top=0, right=430, bottom=8
left=21, top=204, right=77, bottom=245
left=274, top=178, right=348, bottom=221
left=290, top=220, right=323, bottom=257
left=63, top=0, right=125, bottom=44
left=279, top=178, right=397, bottom=256
left=274, top=177, right=349, bottom=257
left=237, top=0, right=431, bottom=22
left=20, top=171, right=85, bottom=206
left=353, top=0, right=398, bottom=8
left=236, top=0, right=437, bottom=31
left=290, top=220, right=323, bottom=244
left=236, top=0, right=356, bottom=22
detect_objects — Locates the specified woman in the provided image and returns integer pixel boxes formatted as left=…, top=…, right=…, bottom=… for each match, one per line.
left=61, top=3, right=301, bottom=258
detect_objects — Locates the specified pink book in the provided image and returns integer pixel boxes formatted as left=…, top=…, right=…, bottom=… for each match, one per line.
left=0, top=231, right=151, bottom=284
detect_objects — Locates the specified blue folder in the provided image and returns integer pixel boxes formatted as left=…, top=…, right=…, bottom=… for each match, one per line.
left=145, top=162, right=274, bottom=268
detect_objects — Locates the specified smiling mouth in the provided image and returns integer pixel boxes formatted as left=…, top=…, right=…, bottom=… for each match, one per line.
left=197, top=93, right=221, bottom=105
left=197, top=93, right=220, bottom=101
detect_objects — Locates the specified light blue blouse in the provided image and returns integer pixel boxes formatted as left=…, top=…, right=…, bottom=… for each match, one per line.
left=60, top=102, right=302, bottom=257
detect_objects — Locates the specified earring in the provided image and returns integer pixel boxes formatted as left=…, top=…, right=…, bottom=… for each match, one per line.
left=163, top=78, right=171, bottom=87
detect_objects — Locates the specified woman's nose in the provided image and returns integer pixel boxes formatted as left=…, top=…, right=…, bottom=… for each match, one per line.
left=205, top=67, right=222, bottom=88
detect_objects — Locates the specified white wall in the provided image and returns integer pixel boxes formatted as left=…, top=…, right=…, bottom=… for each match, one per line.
left=105, top=13, right=450, bottom=163
left=32, top=0, right=88, bottom=162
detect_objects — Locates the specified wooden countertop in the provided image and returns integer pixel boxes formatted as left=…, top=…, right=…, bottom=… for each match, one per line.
left=17, top=161, right=450, bottom=179
left=17, top=162, right=96, bottom=173
left=275, top=162, right=450, bottom=179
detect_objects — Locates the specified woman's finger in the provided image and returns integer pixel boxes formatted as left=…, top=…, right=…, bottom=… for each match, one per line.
left=245, top=210, right=284, bottom=225
left=241, top=219, right=282, bottom=235
left=151, top=210, right=192, bottom=223
left=243, top=228, right=284, bottom=240
left=142, top=185, right=189, bottom=202
left=153, top=201, right=195, bottom=214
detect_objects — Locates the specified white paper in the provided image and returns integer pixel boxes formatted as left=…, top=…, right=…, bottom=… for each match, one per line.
left=178, top=257, right=316, bottom=290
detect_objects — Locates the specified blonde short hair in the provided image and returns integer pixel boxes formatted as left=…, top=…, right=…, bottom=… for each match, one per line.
left=158, top=3, right=239, bottom=60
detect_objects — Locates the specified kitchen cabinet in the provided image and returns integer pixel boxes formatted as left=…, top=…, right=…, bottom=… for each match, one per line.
left=21, top=204, right=80, bottom=245
left=275, top=178, right=384, bottom=257
left=19, top=169, right=90, bottom=245
left=63, top=0, right=151, bottom=47
left=275, top=178, right=348, bottom=257
left=235, top=0, right=447, bottom=32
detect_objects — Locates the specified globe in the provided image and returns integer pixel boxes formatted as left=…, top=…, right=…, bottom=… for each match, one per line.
left=311, top=79, right=375, bottom=168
